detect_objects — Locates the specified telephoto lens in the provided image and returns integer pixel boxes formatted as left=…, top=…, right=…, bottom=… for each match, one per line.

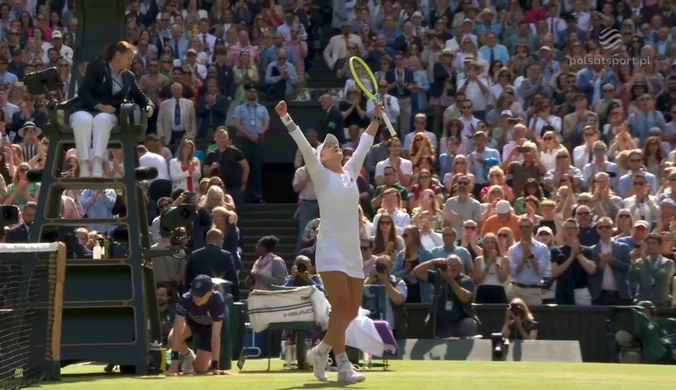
left=438, top=263, right=448, bottom=271
left=297, top=263, right=307, bottom=273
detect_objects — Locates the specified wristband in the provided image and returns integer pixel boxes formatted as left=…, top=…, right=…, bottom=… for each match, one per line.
left=211, top=360, right=219, bottom=369
left=372, top=116, right=384, bottom=124
left=171, top=351, right=179, bottom=360
left=280, top=113, right=293, bottom=127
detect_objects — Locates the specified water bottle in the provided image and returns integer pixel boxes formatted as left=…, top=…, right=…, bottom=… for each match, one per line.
left=92, top=241, right=102, bottom=259
left=148, top=340, right=162, bottom=375
left=103, top=237, right=110, bottom=259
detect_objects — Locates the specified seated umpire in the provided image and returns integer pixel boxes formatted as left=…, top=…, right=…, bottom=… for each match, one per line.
left=166, top=275, right=229, bottom=376
left=71, top=40, right=154, bottom=177
left=412, top=255, right=478, bottom=338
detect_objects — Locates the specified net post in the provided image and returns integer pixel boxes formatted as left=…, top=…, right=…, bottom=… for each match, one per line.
left=45, top=243, right=66, bottom=381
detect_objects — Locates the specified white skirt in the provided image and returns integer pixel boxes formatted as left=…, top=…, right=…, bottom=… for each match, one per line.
left=314, top=234, right=364, bottom=279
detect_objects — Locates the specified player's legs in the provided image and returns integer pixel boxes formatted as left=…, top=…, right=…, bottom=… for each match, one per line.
left=320, top=271, right=350, bottom=354
left=346, top=276, right=364, bottom=321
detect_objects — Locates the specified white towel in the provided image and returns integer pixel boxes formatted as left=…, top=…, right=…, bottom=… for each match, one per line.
left=345, top=313, right=386, bottom=356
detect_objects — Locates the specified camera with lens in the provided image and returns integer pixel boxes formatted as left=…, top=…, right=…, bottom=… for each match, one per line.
left=437, top=263, right=448, bottom=272
left=375, top=262, right=387, bottom=274
left=509, top=302, right=524, bottom=317
left=491, top=333, right=508, bottom=360
left=297, top=262, right=307, bottom=273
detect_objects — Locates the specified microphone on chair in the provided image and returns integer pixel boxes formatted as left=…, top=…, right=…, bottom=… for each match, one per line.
left=135, top=166, right=158, bottom=181
left=27, top=169, right=44, bottom=183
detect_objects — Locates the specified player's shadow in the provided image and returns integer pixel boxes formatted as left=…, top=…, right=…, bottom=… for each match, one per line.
left=276, top=382, right=360, bottom=389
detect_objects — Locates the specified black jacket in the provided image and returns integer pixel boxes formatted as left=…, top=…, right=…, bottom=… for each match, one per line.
left=185, top=243, right=240, bottom=301
left=74, top=56, right=153, bottom=113
left=4, top=224, right=29, bottom=243
left=320, top=105, right=345, bottom=144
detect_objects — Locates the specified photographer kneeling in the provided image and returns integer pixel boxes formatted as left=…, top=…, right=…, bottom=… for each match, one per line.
left=282, top=255, right=324, bottom=292
left=412, top=255, right=478, bottom=338
left=501, top=298, right=539, bottom=340
left=363, top=255, right=407, bottom=336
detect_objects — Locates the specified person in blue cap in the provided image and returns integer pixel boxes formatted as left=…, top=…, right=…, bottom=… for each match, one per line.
left=166, top=275, right=229, bottom=375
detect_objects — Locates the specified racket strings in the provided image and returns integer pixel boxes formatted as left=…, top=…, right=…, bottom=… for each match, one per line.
left=351, top=61, right=377, bottom=97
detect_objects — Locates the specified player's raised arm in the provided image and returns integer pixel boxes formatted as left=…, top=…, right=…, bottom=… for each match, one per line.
left=275, top=101, right=321, bottom=176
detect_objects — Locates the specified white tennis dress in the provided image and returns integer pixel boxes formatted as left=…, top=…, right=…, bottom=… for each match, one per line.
left=289, top=127, right=374, bottom=278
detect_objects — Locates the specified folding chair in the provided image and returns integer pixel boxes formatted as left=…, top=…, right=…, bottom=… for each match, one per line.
left=266, top=285, right=320, bottom=371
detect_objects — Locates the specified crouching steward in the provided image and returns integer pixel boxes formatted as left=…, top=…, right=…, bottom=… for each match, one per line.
left=166, top=275, right=230, bottom=375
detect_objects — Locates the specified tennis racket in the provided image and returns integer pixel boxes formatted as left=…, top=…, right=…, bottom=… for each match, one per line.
left=348, top=56, right=397, bottom=137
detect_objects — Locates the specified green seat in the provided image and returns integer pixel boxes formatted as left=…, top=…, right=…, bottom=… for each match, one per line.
left=263, top=285, right=321, bottom=371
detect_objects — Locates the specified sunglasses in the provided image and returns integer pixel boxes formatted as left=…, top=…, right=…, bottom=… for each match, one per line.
left=633, top=182, right=646, bottom=186
left=596, top=225, right=612, bottom=230
left=629, top=159, right=642, bottom=163
left=543, top=137, right=553, bottom=141
left=455, top=161, right=466, bottom=164
left=576, top=211, right=590, bottom=216
left=537, top=232, right=551, bottom=236
left=618, top=214, right=631, bottom=219
left=360, top=246, right=370, bottom=251
left=463, top=226, right=477, bottom=230
left=380, top=220, right=392, bottom=225
left=498, top=233, right=509, bottom=238
left=457, top=181, right=469, bottom=185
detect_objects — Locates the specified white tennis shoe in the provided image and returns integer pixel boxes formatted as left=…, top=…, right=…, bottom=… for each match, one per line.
left=181, top=355, right=195, bottom=375
left=305, top=346, right=329, bottom=381
left=337, top=367, right=365, bottom=383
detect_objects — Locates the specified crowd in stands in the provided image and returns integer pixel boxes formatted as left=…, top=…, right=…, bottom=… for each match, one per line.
left=0, top=0, right=674, bottom=351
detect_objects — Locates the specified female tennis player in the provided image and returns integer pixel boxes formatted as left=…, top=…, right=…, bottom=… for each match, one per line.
left=275, top=100, right=382, bottom=383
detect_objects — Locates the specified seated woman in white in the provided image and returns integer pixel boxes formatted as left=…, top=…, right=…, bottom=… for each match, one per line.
left=70, top=41, right=154, bottom=176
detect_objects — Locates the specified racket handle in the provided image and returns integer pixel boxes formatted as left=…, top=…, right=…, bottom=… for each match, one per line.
left=382, top=113, right=397, bottom=137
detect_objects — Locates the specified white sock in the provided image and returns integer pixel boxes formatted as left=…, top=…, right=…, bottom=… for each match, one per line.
left=317, top=341, right=332, bottom=355
left=335, top=353, right=351, bottom=371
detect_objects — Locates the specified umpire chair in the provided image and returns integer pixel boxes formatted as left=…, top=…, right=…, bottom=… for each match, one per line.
left=27, top=0, right=162, bottom=378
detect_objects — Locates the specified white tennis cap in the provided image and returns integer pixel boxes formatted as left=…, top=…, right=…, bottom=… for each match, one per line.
left=316, top=134, right=340, bottom=159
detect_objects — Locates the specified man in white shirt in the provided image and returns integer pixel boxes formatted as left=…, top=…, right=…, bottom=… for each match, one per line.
left=571, top=0, right=591, bottom=31
left=374, top=138, right=412, bottom=186
left=138, top=144, right=170, bottom=183
left=458, top=99, right=481, bottom=137
left=545, top=2, right=565, bottom=35
left=372, top=188, right=411, bottom=234
left=622, top=172, right=660, bottom=225
left=366, top=81, right=400, bottom=123
left=418, top=210, right=443, bottom=249
left=506, top=216, right=552, bottom=306
left=457, top=61, right=490, bottom=120
left=45, top=30, right=73, bottom=63
left=196, top=19, right=216, bottom=54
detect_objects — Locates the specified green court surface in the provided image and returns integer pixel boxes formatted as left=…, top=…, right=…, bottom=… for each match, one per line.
left=36, top=360, right=676, bottom=389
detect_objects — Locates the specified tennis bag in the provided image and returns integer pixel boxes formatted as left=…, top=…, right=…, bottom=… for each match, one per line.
left=247, top=286, right=330, bottom=333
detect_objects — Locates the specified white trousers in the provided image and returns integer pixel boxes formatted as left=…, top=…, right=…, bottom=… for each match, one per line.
left=70, top=111, right=118, bottom=163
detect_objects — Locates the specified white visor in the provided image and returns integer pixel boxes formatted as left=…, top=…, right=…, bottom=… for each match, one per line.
left=315, top=133, right=340, bottom=159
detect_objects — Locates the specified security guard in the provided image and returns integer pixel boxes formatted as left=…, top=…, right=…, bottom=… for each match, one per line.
left=232, top=83, right=269, bottom=203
